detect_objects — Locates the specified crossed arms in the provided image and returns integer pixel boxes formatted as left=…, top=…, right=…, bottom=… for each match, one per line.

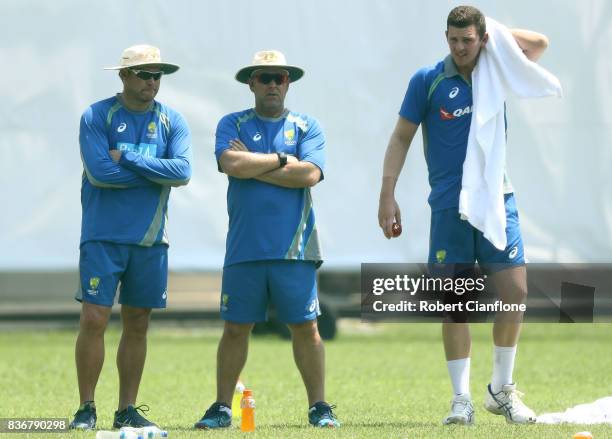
left=110, top=146, right=191, bottom=187
left=218, top=139, right=321, bottom=189
left=80, top=108, right=192, bottom=189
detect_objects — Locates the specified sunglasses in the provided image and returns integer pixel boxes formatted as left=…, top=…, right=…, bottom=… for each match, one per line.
left=254, top=72, right=289, bottom=85
left=130, top=69, right=163, bottom=81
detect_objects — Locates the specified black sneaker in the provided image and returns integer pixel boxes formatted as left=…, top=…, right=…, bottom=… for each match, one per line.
left=308, top=401, right=340, bottom=427
left=113, top=404, right=157, bottom=429
left=69, top=401, right=97, bottom=430
left=194, top=402, right=232, bottom=429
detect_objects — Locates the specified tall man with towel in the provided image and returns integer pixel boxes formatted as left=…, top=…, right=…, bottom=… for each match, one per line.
left=378, top=5, right=559, bottom=425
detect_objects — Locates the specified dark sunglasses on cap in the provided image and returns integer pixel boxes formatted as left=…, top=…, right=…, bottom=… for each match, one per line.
left=254, top=72, right=289, bottom=85
left=130, top=69, right=164, bottom=81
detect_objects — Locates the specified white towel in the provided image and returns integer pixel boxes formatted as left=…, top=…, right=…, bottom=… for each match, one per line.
left=537, top=396, right=612, bottom=424
left=459, top=17, right=563, bottom=250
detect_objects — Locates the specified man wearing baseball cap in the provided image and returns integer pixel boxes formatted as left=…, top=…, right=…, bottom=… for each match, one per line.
left=69, top=44, right=192, bottom=430
left=194, top=50, right=340, bottom=429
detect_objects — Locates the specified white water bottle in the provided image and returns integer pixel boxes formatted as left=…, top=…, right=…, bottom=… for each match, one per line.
left=142, top=426, right=169, bottom=438
left=95, top=427, right=167, bottom=439
left=95, top=431, right=142, bottom=439
left=120, top=427, right=144, bottom=439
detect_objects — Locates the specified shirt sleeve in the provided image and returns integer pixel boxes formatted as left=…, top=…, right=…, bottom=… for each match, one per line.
left=398, top=68, right=429, bottom=125
left=297, top=117, right=326, bottom=181
left=214, top=115, right=238, bottom=160
left=119, top=111, right=192, bottom=187
left=214, top=115, right=238, bottom=172
left=79, top=106, right=155, bottom=188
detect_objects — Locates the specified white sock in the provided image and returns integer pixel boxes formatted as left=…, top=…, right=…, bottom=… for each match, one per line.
left=491, top=345, right=517, bottom=393
left=447, top=358, right=470, bottom=396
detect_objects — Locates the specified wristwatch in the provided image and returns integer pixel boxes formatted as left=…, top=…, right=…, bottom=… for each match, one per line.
left=277, top=152, right=288, bottom=168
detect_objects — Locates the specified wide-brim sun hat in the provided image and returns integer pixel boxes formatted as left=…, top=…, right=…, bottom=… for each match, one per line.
left=104, top=44, right=180, bottom=74
left=235, top=50, right=304, bottom=84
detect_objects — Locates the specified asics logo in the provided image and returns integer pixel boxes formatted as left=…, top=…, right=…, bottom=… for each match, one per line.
left=509, top=247, right=518, bottom=259
left=253, top=133, right=262, bottom=141
left=439, top=105, right=473, bottom=120
left=308, top=299, right=318, bottom=313
left=117, top=122, right=127, bottom=132
left=449, top=87, right=459, bottom=98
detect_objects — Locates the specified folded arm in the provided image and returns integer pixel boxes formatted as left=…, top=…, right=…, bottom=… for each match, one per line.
left=117, top=151, right=191, bottom=187
left=115, top=119, right=192, bottom=187
left=219, top=139, right=320, bottom=188
left=218, top=148, right=282, bottom=179
left=510, top=28, right=549, bottom=62
left=255, top=160, right=321, bottom=188
left=80, top=110, right=155, bottom=189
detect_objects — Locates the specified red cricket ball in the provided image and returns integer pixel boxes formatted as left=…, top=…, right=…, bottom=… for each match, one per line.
left=392, top=222, right=402, bottom=237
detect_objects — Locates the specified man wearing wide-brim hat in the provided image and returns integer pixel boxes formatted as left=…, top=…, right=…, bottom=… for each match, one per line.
left=70, top=44, right=192, bottom=431
left=194, top=50, right=340, bottom=429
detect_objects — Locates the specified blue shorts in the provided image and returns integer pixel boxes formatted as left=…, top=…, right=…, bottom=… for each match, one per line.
left=76, top=241, right=168, bottom=308
left=428, top=193, right=525, bottom=272
left=220, top=260, right=320, bottom=324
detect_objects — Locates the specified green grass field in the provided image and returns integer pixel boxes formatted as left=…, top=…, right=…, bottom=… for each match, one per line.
left=1, top=322, right=611, bottom=438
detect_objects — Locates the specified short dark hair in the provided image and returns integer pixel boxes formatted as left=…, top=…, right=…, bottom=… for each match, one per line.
left=447, top=6, right=486, bottom=39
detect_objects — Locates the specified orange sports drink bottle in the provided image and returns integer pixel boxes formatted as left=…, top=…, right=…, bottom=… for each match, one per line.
left=240, top=389, right=255, bottom=432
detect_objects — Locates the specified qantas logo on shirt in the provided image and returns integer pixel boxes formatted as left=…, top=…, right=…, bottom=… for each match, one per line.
left=439, top=105, right=473, bottom=120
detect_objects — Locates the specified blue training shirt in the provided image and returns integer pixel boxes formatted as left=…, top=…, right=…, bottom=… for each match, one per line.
left=399, top=55, right=512, bottom=211
left=215, top=109, right=325, bottom=268
left=79, top=95, right=192, bottom=247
